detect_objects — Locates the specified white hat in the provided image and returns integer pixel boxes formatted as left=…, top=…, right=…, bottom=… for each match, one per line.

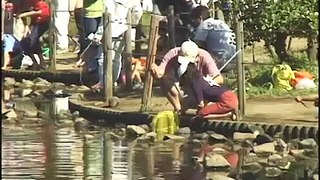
left=178, top=40, right=199, bottom=64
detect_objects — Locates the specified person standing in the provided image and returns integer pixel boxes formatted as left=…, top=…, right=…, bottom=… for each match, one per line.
left=81, top=0, right=103, bottom=55
left=54, top=0, right=70, bottom=53
left=83, top=0, right=143, bottom=90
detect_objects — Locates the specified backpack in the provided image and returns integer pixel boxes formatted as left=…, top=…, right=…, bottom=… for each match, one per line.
left=271, top=64, right=295, bottom=90
left=151, top=111, right=180, bottom=141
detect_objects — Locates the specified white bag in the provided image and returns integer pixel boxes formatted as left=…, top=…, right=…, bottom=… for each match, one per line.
left=294, top=78, right=317, bottom=90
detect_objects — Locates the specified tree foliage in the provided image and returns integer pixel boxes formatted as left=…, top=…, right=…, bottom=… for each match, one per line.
left=226, top=0, right=318, bottom=46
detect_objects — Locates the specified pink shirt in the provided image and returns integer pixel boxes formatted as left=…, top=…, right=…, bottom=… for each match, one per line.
left=159, top=47, right=220, bottom=77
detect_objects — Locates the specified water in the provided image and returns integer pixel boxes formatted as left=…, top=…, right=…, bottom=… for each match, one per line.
left=2, top=88, right=318, bottom=180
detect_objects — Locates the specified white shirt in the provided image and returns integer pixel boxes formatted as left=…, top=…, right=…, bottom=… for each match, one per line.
left=104, top=0, right=143, bottom=38
left=194, top=18, right=232, bottom=42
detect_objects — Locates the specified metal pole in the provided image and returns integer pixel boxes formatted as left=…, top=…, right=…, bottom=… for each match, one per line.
left=140, top=15, right=162, bottom=112
left=49, top=0, right=56, bottom=71
left=103, top=12, right=113, bottom=101
left=236, top=20, right=246, bottom=119
left=167, top=5, right=176, bottom=48
left=124, top=8, right=133, bottom=90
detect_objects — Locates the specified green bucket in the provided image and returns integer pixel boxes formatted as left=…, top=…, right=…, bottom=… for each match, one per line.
left=42, top=48, right=50, bottom=57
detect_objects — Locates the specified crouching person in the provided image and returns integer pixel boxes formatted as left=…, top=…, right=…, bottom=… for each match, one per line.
left=180, top=62, right=238, bottom=120
left=151, top=40, right=224, bottom=114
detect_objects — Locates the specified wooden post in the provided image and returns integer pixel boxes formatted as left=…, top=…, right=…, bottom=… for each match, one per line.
left=167, top=5, right=176, bottom=48
left=103, top=133, right=113, bottom=180
left=125, top=9, right=133, bottom=90
left=103, top=12, right=113, bottom=101
left=48, top=0, right=56, bottom=71
left=236, top=20, right=246, bottom=118
left=140, top=15, right=162, bottom=112
left=134, top=20, right=142, bottom=58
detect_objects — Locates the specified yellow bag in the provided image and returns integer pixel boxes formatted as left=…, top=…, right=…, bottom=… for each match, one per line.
left=271, top=64, right=295, bottom=90
left=151, top=111, right=180, bottom=141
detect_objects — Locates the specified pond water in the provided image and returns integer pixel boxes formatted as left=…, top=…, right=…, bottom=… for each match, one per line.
left=2, top=87, right=318, bottom=180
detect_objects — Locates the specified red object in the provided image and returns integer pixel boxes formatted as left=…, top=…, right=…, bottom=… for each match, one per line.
left=290, top=71, right=314, bottom=87
left=31, top=0, right=50, bottom=24
left=198, top=90, right=239, bottom=116
left=224, top=152, right=239, bottom=168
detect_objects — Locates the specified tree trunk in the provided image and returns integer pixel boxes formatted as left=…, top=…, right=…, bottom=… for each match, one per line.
left=274, top=32, right=289, bottom=62
left=307, top=34, right=318, bottom=62
left=264, top=40, right=277, bottom=59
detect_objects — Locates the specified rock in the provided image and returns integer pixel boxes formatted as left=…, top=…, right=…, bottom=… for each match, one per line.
left=78, top=85, right=91, bottom=92
left=211, top=147, right=226, bottom=154
left=192, top=133, right=209, bottom=140
left=4, top=77, right=16, bottom=87
left=205, top=154, right=230, bottom=168
left=253, top=143, right=275, bottom=154
left=33, top=77, right=51, bottom=86
left=37, top=111, right=48, bottom=119
left=247, top=125, right=265, bottom=135
left=245, top=153, right=259, bottom=164
left=233, top=132, right=257, bottom=142
left=208, top=132, right=227, bottom=142
left=2, top=110, right=17, bottom=119
left=178, top=127, right=191, bottom=135
left=138, top=124, right=150, bottom=132
left=14, top=98, right=38, bottom=117
left=274, top=138, right=287, bottom=152
left=71, top=111, right=80, bottom=119
left=299, top=138, right=318, bottom=149
left=52, top=82, right=66, bottom=88
left=127, top=125, right=147, bottom=136
left=108, top=96, right=120, bottom=107
left=210, top=175, right=235, bottom=180
left=14, top=81, right=22, bottom=87
left=290, top=149, right=305, bottom=156
left=138, top=132, right=157, bottom=142
left=22, top=79, right=35, bottom=87
left=163, top=134, right=185, bottom=141
left=57, top=110, right=72, bottom=119
left=303, top=149, right=319, bottom=158
left=265, top=167, right=282, bottom=177
left=253, top=134, right=274, bottom=145
left=267, top=154, right=283, bottom=166
left=242, top=163, right=263, bottom=174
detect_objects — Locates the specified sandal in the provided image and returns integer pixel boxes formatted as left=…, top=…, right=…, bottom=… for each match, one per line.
left=230, top=110, right=240, bottom=121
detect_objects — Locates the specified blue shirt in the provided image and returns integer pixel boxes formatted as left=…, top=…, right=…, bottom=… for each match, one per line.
left=2, top=34, right=23, bottom=59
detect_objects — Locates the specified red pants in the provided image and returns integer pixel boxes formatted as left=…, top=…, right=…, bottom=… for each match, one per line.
left=198, top=90, right=238, bottom=116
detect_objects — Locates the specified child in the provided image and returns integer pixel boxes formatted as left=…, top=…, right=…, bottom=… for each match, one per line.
left=180, top=63, right=238, bottom=118
left=18, top=0, right=50, bottom=70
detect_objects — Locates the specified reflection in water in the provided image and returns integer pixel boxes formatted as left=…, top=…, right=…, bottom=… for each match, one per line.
left=1, top=89, right=317, bottom=180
